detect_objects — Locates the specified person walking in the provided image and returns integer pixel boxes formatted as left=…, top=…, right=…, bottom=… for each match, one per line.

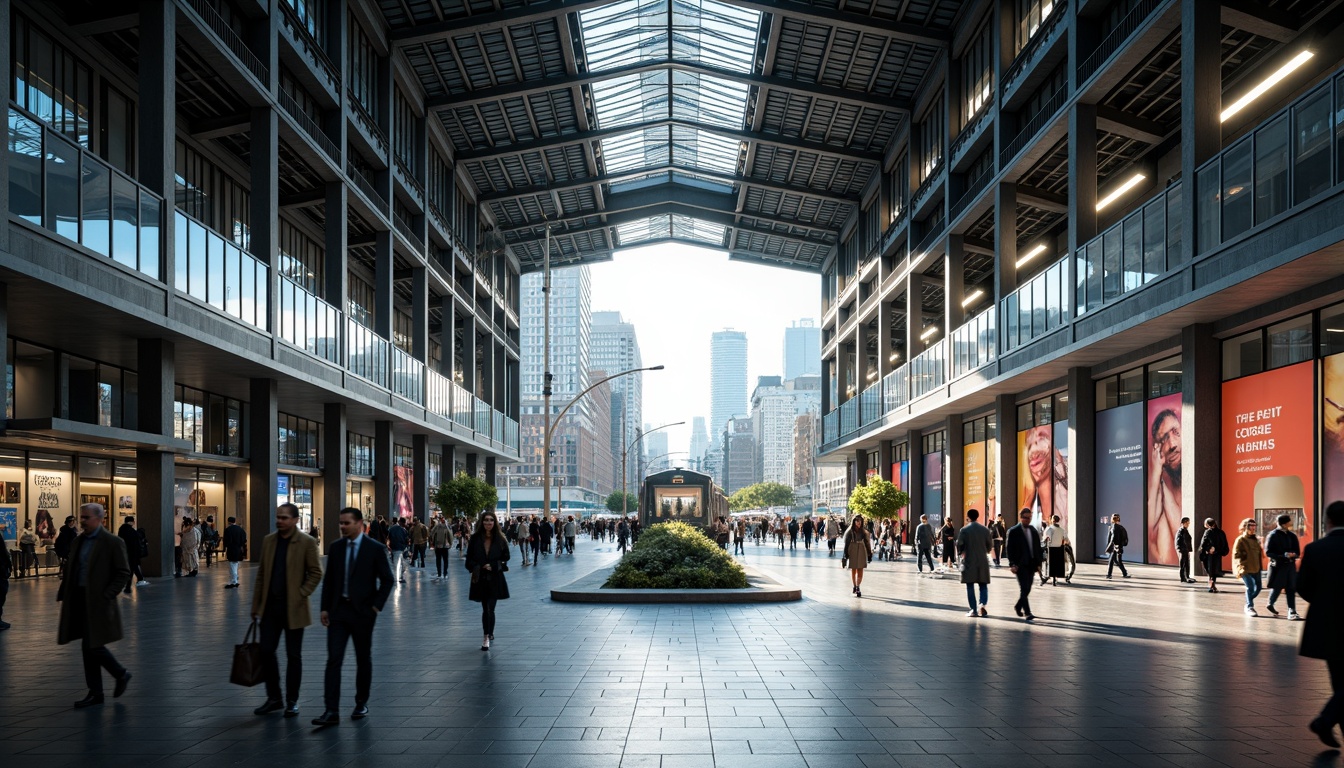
left=431, top=517, right=453, bottom=580
left=18, top=521, right=38, bottom=577
left=787, top=517, right=799, bottom=550
left=411, top=518, right=429, bottom=569
left=179, top=517, right=201, bottom=577
left=957, top=509, right=994, bottom=617
left=117, top=516, right=148, bottom=592
left=1298, top=500, right=1344, bottom=748
left=313, top=508, right=394, bottom=727
left=54, top=515, right=77, bottom=578
left=1232, top=517, right=1265, bottom=617
left=251, top=503, right=323, bottom=718
left=1176, top=517, right=1195, bottom=584
left=801, top=516, right=814, bottom=550
left=58, top=503, right=132, bottom=708
left=387, top=518, right=409, bottom=584
left=616, top=518, right=629, bottom=553
left=991, top=514, right=1006, bottom=567
left=1005, top=508, right=1044, bottom=621
left=513, top=517, right=531, bottom=566
left=1199, top=517, right=1229, bottom=592
left=223, top=516, right=248, bottom=589
left=939, top=518, right=957, bottom=572
left=539, top=516, right=554, bottom=557
left=1105, top=514, right=1130, bottom=579
left=563, top=515, right=577, bottom=555
left=826, top=516, right=840, bottom=556
left=734, top=518, right=747, bottom=555
left=466, top=511, right=510, bottom=651
left=915, top=515, right=935, bottom=573
left=1042, top=514, right=1068, bottom=586
left=1264, top=513, right=1302, bottom=620
left=842, top=514, right=873, bottom=597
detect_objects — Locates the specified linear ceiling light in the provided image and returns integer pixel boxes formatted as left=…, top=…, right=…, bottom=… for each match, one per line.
left=919, top=326, right=939, bottom=341
left=1015, top=244, right=1047, bottom=269
left=961, top=289, right=985, bottom=308
left=1221, top=50, right=1314, bottom=122
left=1095, top=172, right=1145, bottom=212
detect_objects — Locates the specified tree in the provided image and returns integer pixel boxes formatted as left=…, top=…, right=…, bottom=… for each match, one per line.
left=433, top=471, right=498, bottom=520
left=848, top=478, right=909, bottom=521
left=604, top=491, right=639, bottom=513
left=729, top=481, right=796, bottom=511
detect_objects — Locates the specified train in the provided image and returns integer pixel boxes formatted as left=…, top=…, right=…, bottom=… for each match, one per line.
left=640, top=468, right=728, bottom=531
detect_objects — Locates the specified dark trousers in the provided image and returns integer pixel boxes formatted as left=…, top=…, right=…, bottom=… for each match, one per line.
left=323, top=601, right=376, bottom=710
left=434, top=547, right=450, bottom=577
left=918, top=547, right=934, bottom=572
left=1322, top=656, right=1344, bottom=727
left=993, top=541, right=1003, bottom=564
left=1107, top=548, right=1129, bottom=577
left=1014, top=568, right=1035, bottom=616
left=260, top=604, right=304, bottom=704
left=1179, top=551, right=1191, bottom=582
left=173, top=545, right=182, bottom=576
left=0, top=577, right=7, bottom=620
left=82, top=642, right=126, bottom=694
left=480, top=597, right=498, bottom=635
left=413, top=544, right=426, bottom=567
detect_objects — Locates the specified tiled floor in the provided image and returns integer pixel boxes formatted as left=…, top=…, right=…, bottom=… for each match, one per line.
left=0, top=536, right=1338, bottom=768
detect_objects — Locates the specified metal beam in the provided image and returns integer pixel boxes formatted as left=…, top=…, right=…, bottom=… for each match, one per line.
left=1095, top=106, right=1166, bottom=145
left=1221, top=0, right=1299, bottom=43
left=513, top=238, right=828, bottom=274
left=69, top=12, right=139, bottom=36
left=190, top=113, right=252, bottom=141
left=457, top=117, right=884, bottom=165
left=1016, top=185, right=1069, bottom=214
left=478, top=164, right=861, bottom=205
left=507, top=202, right=835, bottom=248
left=279, top=187, right=327, bottom=210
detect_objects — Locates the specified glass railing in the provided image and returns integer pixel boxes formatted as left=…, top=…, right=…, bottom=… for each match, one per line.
left=390, top=346, right=425, bottom=405
left=1076, top=181, right=1182, bottom=315
left=173, top=210, right=268, bottom=330
left=503, top=416, right=519, bottom=452
left=1001, top=254, right=1069, bottom=352
left=839, top=398, right=858, bottom=436
left=823, top=408, right=839, bottom=444
left=493, top=411, right=505, bottom=445
left=9, top=105, right=163, bottom=281
left=1196, top=67, right=1344, bottom=255
left=475, top=397, right=492, bottom=438
left=277, top=276, right=340, bottom=363
left=346, top=318, right=389, bottom=386
left=950, top=306, right=997, bottom=379
left=909, top=339, right=946, bottom=400
left=859, top=383, right=882, bottom=427
left=452, top=379, right=474, bottom=431
left=427, top=368, right=453, bottom=421
left=882, top=364, right=909, bottom=412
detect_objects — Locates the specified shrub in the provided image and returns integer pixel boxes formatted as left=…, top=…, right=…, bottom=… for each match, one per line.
left=604, top=521, right=748, bottom=589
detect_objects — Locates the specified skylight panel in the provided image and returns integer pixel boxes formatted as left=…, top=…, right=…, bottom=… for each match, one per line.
left=599, top=125, right=672, bottom=173
left=591, top=70, right=670, bottom=129
left=671, top=0, right=760, bottom=73
left=580, top=0, right=761, bottom=73
left=615, top=214, right=672, bottom=245
left=671, top=214, right=727, bottom=245
left=671, top=70, right=750, bottom=129
left=670, top=124, right=741, bottom=174
left=579, top=0, right=668, bottom=72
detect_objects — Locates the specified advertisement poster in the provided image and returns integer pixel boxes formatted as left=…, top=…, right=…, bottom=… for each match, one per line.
left=963, top=441, right=986, bottom=516
left=1052, top=421, right=1068, bottom=530
left=393, top=466, right=415, bottom=519
left=986, top=436, right=998, bottom=523
left=922, top=452, right=944, bottom=528
left=0, top=506, right=15, bottom=541
left=1322, top=353, right=1344, bottom=515
left=1146, top=394, right=1182, bottom=565
left=1222, top=361, right=1314, bottom=558
left=1096, top=402, right=1145, bottom=562
left=29, top=469, right=70, bottom=543
left=1018, top=425, right=1062, bottom=528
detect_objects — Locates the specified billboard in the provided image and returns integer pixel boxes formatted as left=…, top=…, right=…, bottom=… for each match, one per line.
left=1322, top=353, right=1344, bottom=519
left=963, top=441, right=986, bottom=517
left=1146, top=393, right=1182, bottom=565
left=1018, top=425, right=1064, bottom=528
left=923, top=452, right=944, bottom=528
left=1096, top=402, right=1145, bottom=562
left=393, top=466, right=415, bottom=520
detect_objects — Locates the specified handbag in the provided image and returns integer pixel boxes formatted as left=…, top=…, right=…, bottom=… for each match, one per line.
left=229, top=619, right=265, bottom=687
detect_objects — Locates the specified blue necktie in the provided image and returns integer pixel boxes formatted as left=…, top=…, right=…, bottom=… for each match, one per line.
left=343, top=539, right=355, bottom=598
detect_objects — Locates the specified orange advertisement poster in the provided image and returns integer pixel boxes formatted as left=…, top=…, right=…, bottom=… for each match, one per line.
left=1220, top=361, right=1315, bottom=566
left=963, top=441, right=986, bottom=517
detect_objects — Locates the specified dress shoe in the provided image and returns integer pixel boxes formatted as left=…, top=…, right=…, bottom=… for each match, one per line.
left=979, top=605, right=987, bottom=617
left=74, top=693, right=104, bottom=709
left=1024, top=614, right=1035, bottom=622
left=1310, top=718, right=1341, bottom=748
left=284, top=702, right=300, bottom=718
left=311, top=711, right=340, bottom=727
left=113, top=671, right=131, bottom=698
left=351, top=704, right=369, bottom=719
left=1015, top=605, right=1024, bottom=617
left=1266, top=604, right=1279, bottom=616
left=254, top=699, right=284, bottom=715
left=0, top=620, right=11, bottom=630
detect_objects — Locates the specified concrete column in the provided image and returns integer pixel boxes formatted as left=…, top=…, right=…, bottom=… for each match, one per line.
left=822, top=356, right=833, bottom=414
left=0, top=5, right=9, bottom=247
left=854, top=323, right=871, bottom=405
left=945, top=234, right=966, bottom=331
left=906, top=272, right=926, bottom=355
left=945, top=414, right=964, bottom=527
left=1067, top=366, right=1097, bottom=560
left=494, top=342, right=508, bottom=412
left=994, top=393, right=1018, bottom=520
left=137, top=0, right=175, bottom=277
left=324, top=182, right=348, bottom=312
left=438, top=295, right=456, bottom=379
left=135, top=337, right=175, bottom=577
left=1181, top=0, right=1221, bottom=264
left=465, top=452, right=479, bottom=478
left=907, top=429, right=924, bottom=524
left=374, top=420, right=394, bottom=520
left=835, top=346, right=850, bottom=403
left=250, top=107, right=279, bottom=267
left=461, top=305, right=479, bottom=397
left=877, top=300, right=896, bottom=377
left=1182, top=324, right=1219, bottom=563
left=485, top=456, right=497, bottom=487
left=412, top=267, right=428, bottom=364
left=482, top=336, right=496, bottom=415
left=413, top=434, right=429, bottom=523
left=443, top=444, right=458, bottom=476
left=322, top=402, right=347, bottom=550
left=1068, top=103, right=1098, bottom=309
left=374, top=232, right=394, bottom=341
left=247, top=378, right=279, bottom=561
left=995, top=182, right=1018, bottom=298
left=878, top=440, right=894, bottom=483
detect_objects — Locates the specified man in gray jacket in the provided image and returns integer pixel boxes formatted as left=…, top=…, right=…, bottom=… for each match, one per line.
left=956, top=509, right=994, bottom=617
left=914, top=515, right=935, bottom=573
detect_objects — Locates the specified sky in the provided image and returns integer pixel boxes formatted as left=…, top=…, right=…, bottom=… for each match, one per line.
left=588, top=242, right=821, bottom=457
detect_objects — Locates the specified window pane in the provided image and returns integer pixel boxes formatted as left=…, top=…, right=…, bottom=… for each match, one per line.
left=1254, top=115, right=1289, bottom=224
left=1321, top=302, right=1344, bottom=357
left=139, top=194, right=160, bottom=280
left=1196, top=164, right=1219, bottom=253
left=1222, top=330, right=1263, bottom=380
left=207, top=232, right=225, bottom=309
left=1118, top=367, right=1143, bottom=406
left=1147, top=356, right=1182, bottom=398
left=225, top=244, right=241, bottom=318
left=1122, top=213, right=1142, bottom=292
left=1268, top=314, right=1312, bottom=369
left=1143, top=198, right=1165, bottom=280
left=1294, top=89, right=1332, bottom=204
left=1222, top=139, right=1252, bottom=241
left=8, top=110, right=43, bottom=224
left=1102, top=225, right=1122, bottom=301
left=47, top=138, right=81, bottom=243
left=255, top=262, right=268, bottom=329
left=1166, top=182, right=1184, bottom=267
left=189, top=219, right=206, bottom=299
left=111, top=173, right=138, bottom=268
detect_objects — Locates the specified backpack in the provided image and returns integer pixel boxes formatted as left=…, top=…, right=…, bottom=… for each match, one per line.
left=137, top=530, right=150, bottom=559
left=1216, top=529, right=1230, bottom=558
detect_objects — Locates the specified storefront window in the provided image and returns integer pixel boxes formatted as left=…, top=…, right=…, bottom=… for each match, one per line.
left=1222, top=330, right=1264, bottom=380
left=0, top=450, right=24, bottom=549
left=1268, top=314, right=1313, bottom=369
left=1321, top=302, right=1344, bottom=358
left=1147, top=357, right=1182, bottom=398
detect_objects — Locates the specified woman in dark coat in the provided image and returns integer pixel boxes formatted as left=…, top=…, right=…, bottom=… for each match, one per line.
left=465, top=511, right=510, bottom=651
left=1199, top=517, right=1228, bottom=593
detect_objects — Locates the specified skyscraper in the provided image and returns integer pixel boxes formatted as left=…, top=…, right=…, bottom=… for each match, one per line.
left=783, top=319, right=821, bottom=380
left=689, top=416, right=709, bottom=468
left=751, top=375, right=821, bottom=486
left=643, top=424, right=670, bottom=474
left=591, top=311, right=643, bottom=490
left=710, top=329, right=748, bottom=438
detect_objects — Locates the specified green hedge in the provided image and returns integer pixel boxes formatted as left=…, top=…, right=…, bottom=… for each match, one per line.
left=604, top=522, right=749, bottom=589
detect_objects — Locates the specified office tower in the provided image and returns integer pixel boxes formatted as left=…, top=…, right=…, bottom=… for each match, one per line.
left=689, top=416, right=710, bottom=465
left=751, top=375, right=821, bottom=486
left=722, top=415, right=759, bottom=494
left=783, top=319, right=821, bottom=380
left=710, top=330, right=748, bottom=438
left=591, top=311, right=643, bottom=490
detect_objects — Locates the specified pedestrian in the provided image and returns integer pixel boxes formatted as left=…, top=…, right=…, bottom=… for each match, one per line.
left=1200, top=517, right=1229, bottom=592
left=788, top=517, right=799, bottom=549
left=200, top=516, right=219, bottom=568
left=1005, top=508, right=1043, bottom=621
left=18, top=521, right=37, bottom=577
left=0, top=535, right=9, bottom=629
left=432, top=517, right=453, bottom=580
left=1297, top=499, right=1344, bottom=748
left=411, top=518, right=429, bottom=568
left=991, top=514, right=1005, bottom=567
left=1264, top=513, right=1302, bottom=620
left=842, top=514, right=872, bottom=597
left=1176, top=516, right=1195, bottom=584
left=313, top=508, right=394, bottom=727
left=58, top=503, right=132, bottom=708
left=616, top=517, right=629, bottom=553
left=915, top=514, right=935, bottom=573
left=539, top=516, right=554, bottom=556
left=117, top=516, right=148, bottom=592
left=179, top=517, right=201, bottom=577
left=466, top=511, right=510, bottom=651
left=223, top=516, right=248, bottom=589
left=530, top=517, right=543, bottom=561
left=939, top=518, right=956, bottom=571
left=251, top=503, right=323, bottom=718
left=826, top=516, right=839, bottom=556
left=713, top=516, right=730, bottom=550
left=734, top=518, right=747, bottom=555
left=1232, top=517, right=1265, bottom=617
left=54, top=515, right=77, bottom=577
left=1105, top=514, right=1130, bottom=579
left=513, top=517, right=530, bottom=566
left=1042, top=514, right=1068, bottom=586
left=801, top=516, right=814, bottom=550
left=563, top=515, right=577, bottom=555
left=956, top=509, right=994, bottom=617
left=387, top=517, right=409, bottom=584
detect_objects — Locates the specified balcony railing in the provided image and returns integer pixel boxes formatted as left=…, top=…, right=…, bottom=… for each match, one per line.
left=278, top=90, right=339, bottom=162
left=347, top=164, right=387, bottom=212
left=859, top=383, right=882, bottom=427
left=174, top=210, right=268, bottom=331
left=950, top=96, right=993, bottom=161
left=183, top=0, right=269, bottom=84
left=909, top=339, right=946, bottom=400
left=1076, top=181, right=1182, bottom=315
left=1196, top=66, right=1344, bottom=255
left=950, top=306, right=997, bottom=380
left=8, top=105, right=162, bottom=282
left=502, top=416, right=520, bottom=452
left=1001, top=85, right=1069, bottom=166
left=391, top=346, right=425, bottom=405
left=1001, top=253, right=1069, bottom=352
left=278, top=2, right=340, bottom=93
left=1003, top=3, right=1066, bottom=94
left=823, top=409, right=839, bottom=444
left=393, top=213, right=423, bottom=252
left=839, top=397, right=858, bottom=437
left=949, top=164, right=995, bottom=222
left=348, top=92, right=388, bottom=157
left=277, top=276, right=340, bottom=364
left=474, top=398, right=492, bottom=438
left=882, top=364, right=909, bottom=413
left=1078, top=0, right=1164, bottom=84
left=346, top=318, right=389, bottom=386
left=394, top=156, right=425, bottom=200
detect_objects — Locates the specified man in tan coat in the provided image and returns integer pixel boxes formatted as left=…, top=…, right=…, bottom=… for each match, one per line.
left=58, top=503, right=132, bottom=708
left=251, top=503, right=323, bottom=717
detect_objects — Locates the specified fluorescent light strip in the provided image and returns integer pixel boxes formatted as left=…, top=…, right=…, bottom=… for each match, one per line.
left=919, top=326, right=939, bottom=340
left=1221, top=51, right=1314, bottom=122
left=1096, top=172, right=1145, bottom=212
left=961, top=289, right=985, bottom=308
left=1015, top=244, right=1047, bottom=269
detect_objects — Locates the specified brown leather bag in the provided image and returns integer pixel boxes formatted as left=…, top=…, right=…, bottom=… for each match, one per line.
left=229, top=619, right=264, bottom=687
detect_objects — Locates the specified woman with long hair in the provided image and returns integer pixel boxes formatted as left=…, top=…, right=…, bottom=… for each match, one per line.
left=1232, top=517, right=1265, bottom=617
left=842, top=514, right=873, bottom=597
left=465, top=512, right=510, bottom=650
left=1199, top=517, right=1228, bottom=593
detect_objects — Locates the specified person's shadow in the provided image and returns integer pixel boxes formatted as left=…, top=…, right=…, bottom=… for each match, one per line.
left=1310, top=749, right=1341, bottom=767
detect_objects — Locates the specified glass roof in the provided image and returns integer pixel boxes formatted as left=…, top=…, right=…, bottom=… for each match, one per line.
left=579, top=0, right=761, bottom=73
left=607, top=169, right=736, bottom=195
left=598, top=124, right=742, bottom=175
left=589, top=70, right=751, bottom=130
left=614, top=213, right=728, bottom=247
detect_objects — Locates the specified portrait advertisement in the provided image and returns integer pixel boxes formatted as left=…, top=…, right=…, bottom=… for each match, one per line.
left=4, top=481, right=19, bottom=503
left=1322, top=352, right=1344, bottom=515
left=393, top=466, right=414, bottom=519
left=118, top=495, right=133, bottom=510
left=1146, top=394, right=1182, bottom=566
left=1018, top=425, right=1063, bottom=528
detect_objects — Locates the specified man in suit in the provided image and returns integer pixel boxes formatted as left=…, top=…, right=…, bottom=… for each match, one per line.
left=252, top=503, right=323, bottom=718
left=223, top=516, right=248, bottom=589
left=314, top=508, right=393, bottom=726
left=1299, top=500, right=1344, bottom=748
left=1176, top=517, right=1195, bottom=584
left=914, top=515, right=935, bottom=573
left=1106, top=514, right=1131, bottom=579
left=1005, top=508, right=1045, bottom=621
left=57, top=503, right=132, bottom=708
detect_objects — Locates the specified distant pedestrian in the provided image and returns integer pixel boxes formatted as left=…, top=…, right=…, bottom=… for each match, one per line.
left=991, top=514, right=1005, bottom=567
left=18, top=521, right=37, bottom=577
left=54, top=516, right=77, bottom=576
left=411, top=518, right=429, bottom=568
left=563, top=515, right=577, bottom=554
left=513, top=517, right=530, bottom=566
left=826, top=516, right=839, bottom=556
left=1176, top=516, right=1195, bottom=584
left=387, top=518, right=409, bottom=584
left=1298, top=500, right=1344, bottom=748
left=1232, top=517, right=1265, bottom=617
left=1105, top=514, right=1130, bottom=579
left=179, top=517, right=201, bottom=577
left=1200, top=517, right=1229, bottom=592
left=251, top=503, right=323, bottom=718
left=617, top=518, right=630, bottom=553
left=788, top=517, right=799, bottom=549
left=842, top=514, right=872, bottom=597
left=432, top=518, right=453, bottom=579
left=734, top=518, right=746, bottom=555
left=117, top=516, right=148, bottom=592
left=801, top=516, right=814, bottom=550
left=713, top=516, right=730, bottom=550
left=539, top=517, right=554, bottom=556
left=915, top=515, right=935, bottom=573
left=1005, top=508, right=1043, bottom=621
left=223, top=516, right=247, bottom=589
left=58, top=503, right=132, bottom=708
left=939, top=518, right=956, bottom=570
left=466, top=511, right=510, bottom=651
left=956, top=509, right=994, bottom=618
left=1042, top=514, right=1068, bottom=586
left=1264, top=514, right=1301, bottom=620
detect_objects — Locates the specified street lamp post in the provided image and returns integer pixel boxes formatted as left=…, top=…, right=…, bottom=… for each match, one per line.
left=622, top=421, right=684, bottom=522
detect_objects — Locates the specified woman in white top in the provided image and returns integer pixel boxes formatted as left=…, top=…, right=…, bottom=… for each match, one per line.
left=1042, top=514, right=1068, bottom=586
